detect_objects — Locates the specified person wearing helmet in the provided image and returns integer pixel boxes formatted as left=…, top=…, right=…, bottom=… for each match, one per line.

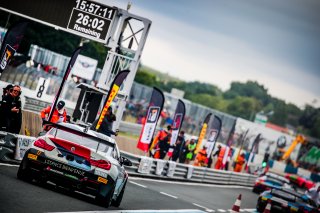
left=40, top=100, right=67, bottom=124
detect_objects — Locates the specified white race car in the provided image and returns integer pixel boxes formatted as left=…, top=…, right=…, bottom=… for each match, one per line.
left=17, top=122, right=132, bottom=207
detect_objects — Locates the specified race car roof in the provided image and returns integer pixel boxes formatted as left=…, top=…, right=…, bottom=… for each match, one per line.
left=44, top=122, right=116, bottom=147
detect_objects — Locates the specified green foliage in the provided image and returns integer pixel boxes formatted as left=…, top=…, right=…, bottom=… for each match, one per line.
left=188, top=94, right=227, bottom=111
left=226, top=96, right=262, bottom=120
left=134, top=69, right=159, bottom=87
left=224, top=81, right=271, bottom=105
left=133, top=67, right=319, bottom=139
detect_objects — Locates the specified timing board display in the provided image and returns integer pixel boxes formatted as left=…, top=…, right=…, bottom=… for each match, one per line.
left=0, top=0, right=116, bottom=43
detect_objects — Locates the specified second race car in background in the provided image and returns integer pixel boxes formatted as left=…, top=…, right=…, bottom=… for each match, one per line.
left=285, top=174, right=316, bottom=190
left=256, top=188, right=318, bottom=213
left=253, top=172, right=292, bottom=194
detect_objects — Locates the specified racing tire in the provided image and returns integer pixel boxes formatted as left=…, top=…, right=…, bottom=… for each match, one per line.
left=17, top=154, right=32, bottom=182
left=96, top=185, right=115, bottom=208
left=112, top=181, right=127, bottom=207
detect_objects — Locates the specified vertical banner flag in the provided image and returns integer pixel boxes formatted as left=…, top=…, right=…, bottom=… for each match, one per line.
left=137, top=87, right=165, bottom=152
left=167, top=100, right=186, bottom=157
left=222, top=119, right=237, bottom=169
left=195, top=113, right=212, bottom=153
left=48, top=47, right=82, bottom=122
left=236, top=129, right=249, bottom=162
left=245, top=133, right=261, bottom=171
left=0, top=21, right=28, bottom=75
left=95, top=70, right=130, bottom=130
left=205, top=115, right=222, bottom=157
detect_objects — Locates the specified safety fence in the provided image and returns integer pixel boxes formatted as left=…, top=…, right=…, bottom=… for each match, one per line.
left=0, top=131, right=257, bottom=187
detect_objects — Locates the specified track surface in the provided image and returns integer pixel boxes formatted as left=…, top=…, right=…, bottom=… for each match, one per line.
left=0, top=163, right=259, bottom=213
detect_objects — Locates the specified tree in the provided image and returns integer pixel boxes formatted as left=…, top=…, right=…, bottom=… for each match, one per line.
left=134, top=70, right=158, bottom=87
left=224, top=81, right=271, bottom=105
left=226, top=96, right=262, bottom=120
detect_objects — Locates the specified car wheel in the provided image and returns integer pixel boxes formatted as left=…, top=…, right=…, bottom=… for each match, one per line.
left=17, top=154, right=32, bottom=182
left=112, top=181, right=127, bottom=207
left=96, top=185, right=115, bottom=208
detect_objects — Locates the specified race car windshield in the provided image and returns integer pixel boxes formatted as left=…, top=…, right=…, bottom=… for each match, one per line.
left=49, top=128, right=113, bottom=155
left=272, top=189, right=296, bottom=202
left=266, top=177, right=286, bottom=186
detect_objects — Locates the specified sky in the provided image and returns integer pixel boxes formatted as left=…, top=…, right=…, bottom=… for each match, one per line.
left=102, top=0, right=320, bottom=108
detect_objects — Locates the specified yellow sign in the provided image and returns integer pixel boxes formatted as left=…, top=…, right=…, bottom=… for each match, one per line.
left=96, top=84, right=120, bottom=130
left=195, top=123, right=208, bottom=153
left=28, top=153, right=38, bottom=160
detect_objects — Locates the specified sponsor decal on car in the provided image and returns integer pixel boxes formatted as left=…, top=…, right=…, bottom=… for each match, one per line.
left=44, top=159, right=85, bottom=176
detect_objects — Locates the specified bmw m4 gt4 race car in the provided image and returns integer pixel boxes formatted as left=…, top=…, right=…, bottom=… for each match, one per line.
left=17, top=122, right=132, bottom=208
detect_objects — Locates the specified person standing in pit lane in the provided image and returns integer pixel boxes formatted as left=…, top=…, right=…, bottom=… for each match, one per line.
left=0, top=85, right=22, bottom=134
left=40, top=100, right=67, bottom=131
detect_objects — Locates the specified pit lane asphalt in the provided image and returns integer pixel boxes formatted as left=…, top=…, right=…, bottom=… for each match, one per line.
left=0, top=163, right=259, bottom=213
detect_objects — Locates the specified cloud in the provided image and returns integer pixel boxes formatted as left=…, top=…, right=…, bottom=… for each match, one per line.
left=102, top=0, right=320, bottom=107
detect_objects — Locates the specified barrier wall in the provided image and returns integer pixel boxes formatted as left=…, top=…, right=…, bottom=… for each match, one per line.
left=0, top=131, right=257, bottom=187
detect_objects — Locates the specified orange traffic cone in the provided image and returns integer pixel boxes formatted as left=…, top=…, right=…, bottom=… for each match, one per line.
left=230, top=194, right=241, bottom=213
left=263, top=200, right=271, bottom=213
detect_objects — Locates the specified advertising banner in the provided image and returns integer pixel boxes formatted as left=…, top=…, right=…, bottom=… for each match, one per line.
left=205, top=115, right=222, bottom=157
left=245, top=133, right=262, bottom=171
left=14, top=135, right=35, bottom=160
left=137, top=87, right=164, bottom=152
left=95, top=70, right=130, bottom=130
left=72, top=54, right=98, bottom=80
left=155, top=159, right=166, bottom=175
left=168, top=100, right=185, bottom=157
left=166, top=161, right=176, bottom=177
left=48, top=47, right=82, bottom=121
left=137, top=157, right=153, bottom=174
left=222, top=120, right=237, bottom=169
left=0, top=21, right=28, bottom=75
left=195, top=113, right=212, bottom=153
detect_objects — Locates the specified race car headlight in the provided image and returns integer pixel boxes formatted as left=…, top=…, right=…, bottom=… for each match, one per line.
left=34, top=139, right=55, bottom=151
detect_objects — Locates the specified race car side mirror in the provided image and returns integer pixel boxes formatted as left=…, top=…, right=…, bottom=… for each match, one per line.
left=120, top=156, right=132, bottom=167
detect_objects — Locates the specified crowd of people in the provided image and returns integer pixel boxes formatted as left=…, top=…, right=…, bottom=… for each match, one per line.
left=147, top=125, right=247, bottom=172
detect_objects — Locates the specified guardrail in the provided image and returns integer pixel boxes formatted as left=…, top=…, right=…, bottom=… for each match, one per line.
left=0, top=131, right=257, bottom=187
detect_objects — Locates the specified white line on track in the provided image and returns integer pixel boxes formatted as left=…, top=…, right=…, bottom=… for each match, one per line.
left=192, top=203, right=215, bottom=212
left=192, top=203, right=208, bottom=209
left=160, top=191, right=178, bottom=199
left=129, top=181, right=148, bottom=188
left=217, top=209, right=226, bottom=212
left=0, top=163, right=19, bottom=167
left=129, top=176, right=252, bottom=189
left=243, top=209, right=256, bottom=212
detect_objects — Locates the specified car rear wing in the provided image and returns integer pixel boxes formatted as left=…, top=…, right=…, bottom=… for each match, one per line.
left=43, top=121, right=115, bottom=148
